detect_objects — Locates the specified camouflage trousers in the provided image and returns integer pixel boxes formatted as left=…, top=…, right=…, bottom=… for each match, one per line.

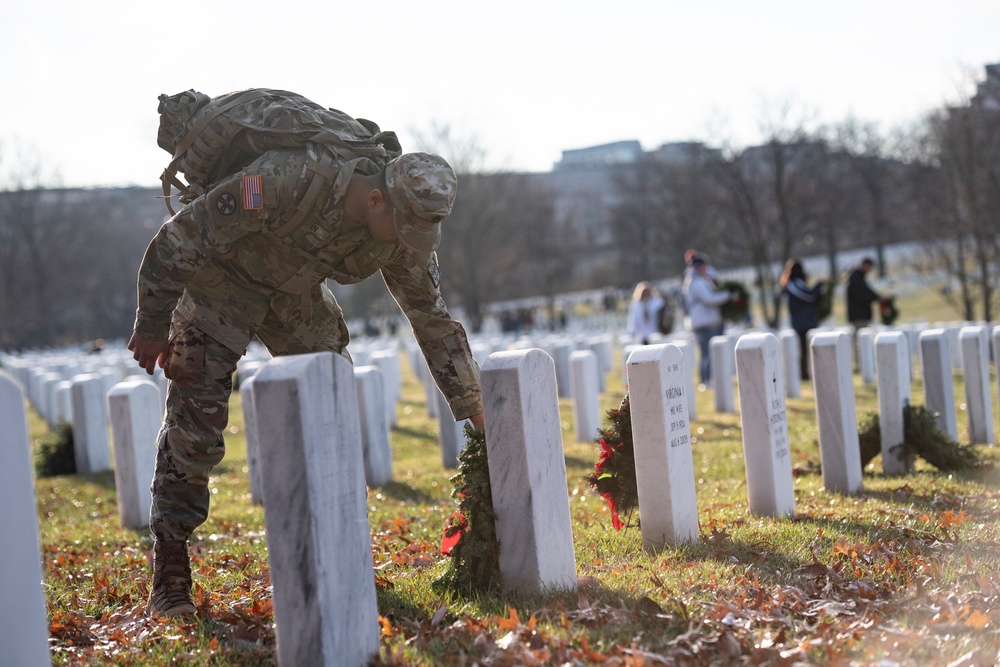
left=149, top=311, right=345, bottom=542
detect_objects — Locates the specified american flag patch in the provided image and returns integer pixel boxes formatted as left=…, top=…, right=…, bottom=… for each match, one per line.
left=242, top=175, right=263, bottom=210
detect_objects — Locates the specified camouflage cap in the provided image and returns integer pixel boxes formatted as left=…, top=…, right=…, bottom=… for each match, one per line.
left=384, top=152, right=458, bottom=253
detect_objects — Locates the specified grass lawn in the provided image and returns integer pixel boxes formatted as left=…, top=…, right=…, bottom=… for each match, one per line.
left=26, top=290, right=1000, bottom=666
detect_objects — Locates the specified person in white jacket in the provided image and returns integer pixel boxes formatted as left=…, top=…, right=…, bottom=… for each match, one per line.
left=625, top=281, right=665, bottom=345
left=682, top=255, right=734, bottom=385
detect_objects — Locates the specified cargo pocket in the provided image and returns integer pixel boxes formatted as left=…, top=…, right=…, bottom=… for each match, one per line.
left=164, top=326, right=207, bottom=388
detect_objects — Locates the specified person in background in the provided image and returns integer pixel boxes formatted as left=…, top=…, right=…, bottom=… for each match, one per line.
left=683, top=248, right=719, bottom=280
left=682, top=255, right=734, bottom=387
left=780, top=258, right=824, bottom=381
left=845, top=257, right=884, bottom=329
left=625, top=281, right=664, bottom=345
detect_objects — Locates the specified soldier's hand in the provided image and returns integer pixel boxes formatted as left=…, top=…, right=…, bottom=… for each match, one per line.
left=128, top=333, right=169, bottom=375
left=469, top=413, right=485, bottom=432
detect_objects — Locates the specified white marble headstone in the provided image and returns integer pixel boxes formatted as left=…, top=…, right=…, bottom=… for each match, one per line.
left=239, top=376, right=264, bottom=505
left=54, top=379, right=74, bottom=426
left=586, top=334, right=614, bottom=393
left=481, top=349, right=577, bottom=595
left=107, top=380, right=160, bottom=528
left=625, top=344, right=700, bottom=550
left=947, top=326, right=963, bottom=369
left=994, top=325, right=1000, bottom=422
left=875, top=332, right=912, bottom=475
left=734, top=333, right=796, bottom=518
left=621, top=343, right=639, bottom=389
left=710, top=336, right=734, bottom=413
left=354, top=366, right=394, bottom=486
left=435, top=388, right=467, bottom=469
left=71, top=373, right=112, bottom=474
left=0, top=373, right=51, bottom=667
left=670, top=338, right=698, bottom=422
left=569, top=350, right=600, bottom=443
left=960, top=326, right=994, bottom=445
left=809, top=332, right=863, bottom=494
left=550, top=341, right=573, bottom=398
left=857, top=328, right=875, bottom=384
left=779, top=329, right=802, bottom=398
left=369, top=349, right=401, bottom=428
left=253, top=352, right=379, bottom=667
left=919, top=330, right=958, bottom=441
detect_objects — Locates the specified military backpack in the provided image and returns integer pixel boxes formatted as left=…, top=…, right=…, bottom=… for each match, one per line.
left=156, top=88, right=402, bottom=215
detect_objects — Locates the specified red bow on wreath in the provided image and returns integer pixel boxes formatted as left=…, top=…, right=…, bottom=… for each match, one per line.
left=594, top=438, right=623, bottom=530
left=441, top=510, right=467, bottom=555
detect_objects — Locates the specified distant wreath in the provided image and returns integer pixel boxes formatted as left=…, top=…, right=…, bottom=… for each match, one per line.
left=815, top=277, right=835, bottom=321
left=880, top=296, right=899, bottom=326
left=719, top=280, right=750, bottom=323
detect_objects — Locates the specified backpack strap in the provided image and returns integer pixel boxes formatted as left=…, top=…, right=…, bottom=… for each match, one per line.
left=160, top=89, right=271, bottom=215
left=269, top=148, right=338, bottom=239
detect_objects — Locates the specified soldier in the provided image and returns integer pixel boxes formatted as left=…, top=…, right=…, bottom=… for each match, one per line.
left=129, top=144, right=484, bottom=618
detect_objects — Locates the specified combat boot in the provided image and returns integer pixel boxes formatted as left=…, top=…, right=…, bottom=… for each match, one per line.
left=146, top=540, right=196, bottom=618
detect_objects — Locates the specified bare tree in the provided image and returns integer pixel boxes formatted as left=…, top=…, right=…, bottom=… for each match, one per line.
left=435, top=171, right=569, bottom=331
left=915, top=91, right=1000, bottom=321
left=705, top=133, right=825, bottom=328
left=609, top=157, right=676, bottom=284
left=410, top=124, right=568, bottom=331
left=825, top=117, right=913, bottom=278
left=609, top=146, right=725, bottom=287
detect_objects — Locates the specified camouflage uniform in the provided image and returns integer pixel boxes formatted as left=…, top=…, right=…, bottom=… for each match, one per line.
left=134, top=145, right=481, bottom=542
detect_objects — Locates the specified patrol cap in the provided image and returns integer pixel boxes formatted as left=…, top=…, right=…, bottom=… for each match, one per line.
left=384, top=152, right=458, bottom=253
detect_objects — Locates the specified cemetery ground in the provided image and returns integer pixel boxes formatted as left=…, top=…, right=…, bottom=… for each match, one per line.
left=27, top=290, right=1000, bottom=666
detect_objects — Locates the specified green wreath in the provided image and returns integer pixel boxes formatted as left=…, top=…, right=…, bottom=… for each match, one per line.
left=857, top=404, right=982, bottom=471
left=432, top=425, right=502, bottom=597
left=879, top=296, right=899, bottom=326
left=815, top=277, right=835, bottom=321
left=719, top=280, right=750, bottom=323
left=586, top=395, right=638, bottom=530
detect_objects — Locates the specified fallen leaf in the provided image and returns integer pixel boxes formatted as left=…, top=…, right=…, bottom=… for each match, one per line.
left=963, top=609, right=990, bottom=629
left=495, top=606, right=520, bottom=630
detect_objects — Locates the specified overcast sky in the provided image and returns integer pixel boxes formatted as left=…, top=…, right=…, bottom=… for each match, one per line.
left=2, top=0, right=998, bottom=188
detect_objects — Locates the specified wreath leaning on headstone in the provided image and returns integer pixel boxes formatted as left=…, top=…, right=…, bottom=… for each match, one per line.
left=585, top=394, right=638, bottom=530
left=857, top=404, right=983, bottom=471
left=719, top=280, right=751, bottom=323
left=432, top=424, right=503, bottom=597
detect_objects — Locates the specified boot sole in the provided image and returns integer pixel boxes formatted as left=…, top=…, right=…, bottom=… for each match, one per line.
left=146, top=601, right=196, bottom=618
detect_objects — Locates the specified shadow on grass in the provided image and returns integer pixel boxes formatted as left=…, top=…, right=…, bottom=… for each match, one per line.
left=380, top=579, right=690, bottom=650
left=71, top=469, right=118, bottom=490
left=565, top=454, right=599, bottom=471
left=391, top=425, right=437, bottom=442
left=378, top=585, right=432, bottom=623
left=376, top=481, right=441, bottom=504
left=691, top=534, right=808, bottom=586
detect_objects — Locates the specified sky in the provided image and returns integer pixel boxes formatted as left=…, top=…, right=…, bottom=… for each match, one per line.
left=1, top=0, right=999, bottom=189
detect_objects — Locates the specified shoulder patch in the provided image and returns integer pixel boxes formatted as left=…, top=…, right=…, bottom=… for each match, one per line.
left=242, top=175, right=264, bottom=210
left=216, top=192, right=236, bottom=215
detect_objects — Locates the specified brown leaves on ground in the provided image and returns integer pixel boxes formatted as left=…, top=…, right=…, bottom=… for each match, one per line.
left=41, top=507, right=1000, bottom=666
left=44, top=540, right=276, bottom=664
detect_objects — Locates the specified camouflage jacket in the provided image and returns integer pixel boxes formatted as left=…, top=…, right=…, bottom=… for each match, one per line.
left=134, top=145, right=481, bottom=419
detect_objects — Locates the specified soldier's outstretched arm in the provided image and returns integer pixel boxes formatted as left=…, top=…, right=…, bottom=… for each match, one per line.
left=381, top=251, right=482, bottom=423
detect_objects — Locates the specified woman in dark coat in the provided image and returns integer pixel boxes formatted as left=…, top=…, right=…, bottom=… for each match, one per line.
left=780, top=259, right=825, bottom=381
